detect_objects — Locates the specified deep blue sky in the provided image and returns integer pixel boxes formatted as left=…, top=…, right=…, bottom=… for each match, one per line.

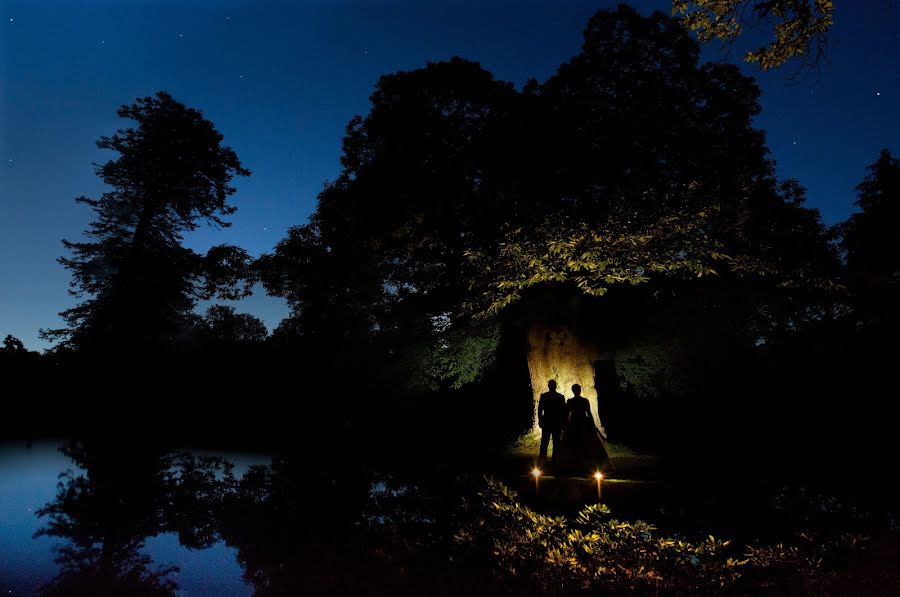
left=1, top=0, right=897, bottom=351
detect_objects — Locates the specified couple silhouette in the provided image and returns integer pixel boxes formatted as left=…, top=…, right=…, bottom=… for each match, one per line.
left=537, top=380, right=610, bottom=473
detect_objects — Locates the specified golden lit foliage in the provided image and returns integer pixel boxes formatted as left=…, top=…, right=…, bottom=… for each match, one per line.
left=453, top=478, right=827, bottom=593
left=673, top=0, right=834, bottom=70
left=466, top=209, right=749, bottom=317
left=465, top=189, right=840, bottom=321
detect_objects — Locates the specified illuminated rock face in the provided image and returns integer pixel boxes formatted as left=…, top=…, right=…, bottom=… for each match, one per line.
left=526, top=321, right=602, bottom=435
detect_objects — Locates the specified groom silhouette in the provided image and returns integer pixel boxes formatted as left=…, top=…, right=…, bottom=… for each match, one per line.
left=537, top=380, right=566, bottom=462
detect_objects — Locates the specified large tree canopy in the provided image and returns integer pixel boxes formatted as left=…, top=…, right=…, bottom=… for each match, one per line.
left=46, top=92, right=254, bottom=352
left=472, top=7, right=839, bottom=337
left=262, top=7, right=839, bottom=396
left=199, top=305, right=268, bottom=346
left=259, top=58, right=521, bottom=370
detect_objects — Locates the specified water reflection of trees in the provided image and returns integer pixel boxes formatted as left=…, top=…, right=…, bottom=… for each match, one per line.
left=36, top=441, right=473, bottom=595
left=217, top=455, right=378, bottom=595
left=35, top=440, right=232, bottom=596
left=34, top=439, right=889, bottom=595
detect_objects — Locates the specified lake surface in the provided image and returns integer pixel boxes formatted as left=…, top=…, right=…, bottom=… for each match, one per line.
left=1, top=435, right=527, bottom=596
left=0, top=440, right=271, bottom=596
left=5, top=438, right=895, bottom=595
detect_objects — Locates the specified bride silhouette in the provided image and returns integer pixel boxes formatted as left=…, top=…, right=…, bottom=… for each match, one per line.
left=557, top=384, right=611, bottom=475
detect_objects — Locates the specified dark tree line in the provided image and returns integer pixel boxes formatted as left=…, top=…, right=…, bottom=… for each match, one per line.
left=2, top=7, right=897, bottom=467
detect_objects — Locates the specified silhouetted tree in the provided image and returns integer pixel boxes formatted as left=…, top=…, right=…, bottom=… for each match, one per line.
left=200, top=305, right=268, bottom=345
left=839, top=149, right=900, bottom=334
left=43, top=92, right=253, bottom=353
left=259, top=58, right=520, bottom=392
left=1, top=333, right=44, bottom=418
left=2, top=334, right=27, bottom=353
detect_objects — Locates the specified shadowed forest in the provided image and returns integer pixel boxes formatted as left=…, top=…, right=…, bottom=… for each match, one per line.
left=2, top=5, right=898, bottom=594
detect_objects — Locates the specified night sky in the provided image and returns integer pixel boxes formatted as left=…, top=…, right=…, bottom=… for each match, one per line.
left=1, top=0, right=897, bottom=351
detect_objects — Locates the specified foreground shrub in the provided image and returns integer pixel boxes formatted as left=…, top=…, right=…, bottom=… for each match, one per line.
left=453, top=478, right=826, bottom=594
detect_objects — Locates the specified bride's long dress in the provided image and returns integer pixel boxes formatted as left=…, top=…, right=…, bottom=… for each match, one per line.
left=558, top=396, right=610, bottom=474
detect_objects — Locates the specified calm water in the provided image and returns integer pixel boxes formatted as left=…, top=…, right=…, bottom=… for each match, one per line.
left=0, top=440, right=270, bottom=596
left=0, top=436, right=505, bottom=596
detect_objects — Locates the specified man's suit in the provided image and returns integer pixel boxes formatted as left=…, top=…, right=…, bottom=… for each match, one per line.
left=538, top=388, right=566, bottom=460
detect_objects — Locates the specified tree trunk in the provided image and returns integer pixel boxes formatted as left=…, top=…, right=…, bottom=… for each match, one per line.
left=526, top=321, right=602, bottom=436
